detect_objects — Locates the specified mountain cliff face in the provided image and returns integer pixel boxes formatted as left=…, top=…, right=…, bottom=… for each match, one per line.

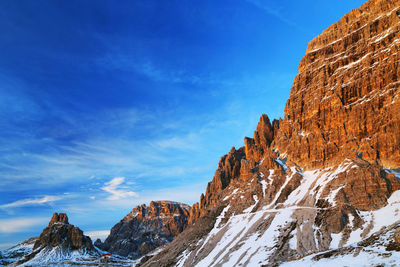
left=97, top=201, right=190, bottom=259
left=276, top=0, right=400, bottom=170
left=140, top=0, right=400, bottom=266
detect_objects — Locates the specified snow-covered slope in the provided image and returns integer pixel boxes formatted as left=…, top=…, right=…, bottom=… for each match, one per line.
left=17, top=246, right=99, bottom=266
left=142, top=159, right=400, bottom=266
left=282, top=220, right=400, bottom=267
left=176, top=172, right=400, bottom=266
left=1, top=240, right=136, bottom=266
left=0, top=237, right=37, bottom=266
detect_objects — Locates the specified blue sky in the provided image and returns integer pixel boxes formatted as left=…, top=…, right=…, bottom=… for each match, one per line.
left=0, top=0, right=366, bottom=249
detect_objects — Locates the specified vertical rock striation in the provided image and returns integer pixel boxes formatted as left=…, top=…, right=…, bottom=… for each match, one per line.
left=275, top=0, right=400, bottom=169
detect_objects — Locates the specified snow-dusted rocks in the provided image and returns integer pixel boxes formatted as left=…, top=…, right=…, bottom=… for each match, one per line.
left=0, top=237, right=37, bottom=266
left=141, top=161, right=400, bottom=266
left=282, top=220, right=400, bottom=266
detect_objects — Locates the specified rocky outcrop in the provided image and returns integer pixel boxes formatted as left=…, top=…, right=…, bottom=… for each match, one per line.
left=11, top=213, right=99, bottom=266
left=32, top=213, right=94, bottom=251
left=48, top=212, right=69, bottom=226
left=141, top=0, right=400, bottom=266
left=98, top=201, right=190, bottom=259
left=200, top=147, right=245, bottom=211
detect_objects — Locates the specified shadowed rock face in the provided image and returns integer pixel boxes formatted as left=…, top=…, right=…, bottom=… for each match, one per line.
left=140, top=0, right=400, bottom=266
left=98, top=201, right=190, bottom=259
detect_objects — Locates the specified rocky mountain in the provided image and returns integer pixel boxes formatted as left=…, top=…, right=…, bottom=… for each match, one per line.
left=6, top=213, right=100, bottom=266
left=139, top=0, right=400, bottom=266
left=97, top=200, right=190, bottom=259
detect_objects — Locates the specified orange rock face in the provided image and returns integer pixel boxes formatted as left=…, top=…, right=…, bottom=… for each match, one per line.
left=200, top=147, right=245, bottom=210
left=48, top=212, right=69, bottom=226
left=275, top=0, right=400, bottom=170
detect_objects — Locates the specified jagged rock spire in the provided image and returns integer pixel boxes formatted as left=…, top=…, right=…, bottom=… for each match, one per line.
left=48, top=212, right=69, bottom=226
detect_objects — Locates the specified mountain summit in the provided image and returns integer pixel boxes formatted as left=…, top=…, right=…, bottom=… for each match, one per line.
left=11, top=213, right=100, bottom=266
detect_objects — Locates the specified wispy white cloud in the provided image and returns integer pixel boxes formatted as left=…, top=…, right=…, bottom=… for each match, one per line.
left=96, top=46, right=226, bottom=86
left=150, top=134, right=199, bottom=151
left=245, top=0, right=305, bottom=32
left=135, top=164, right=212, bottom=180
left=101, top=177, right=138, bottom=201
left=0, top=195, right=63, bottom=209
left=98, top=54, right=198, bottom=85
left=0, top=217, right=48, bottom=233
left=85, top=230, right=110, bottom=241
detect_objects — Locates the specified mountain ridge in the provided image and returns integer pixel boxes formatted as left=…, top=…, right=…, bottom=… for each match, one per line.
left=140, top=0, right=400, bottom=265
left=97, top=200, right=191, bottom=259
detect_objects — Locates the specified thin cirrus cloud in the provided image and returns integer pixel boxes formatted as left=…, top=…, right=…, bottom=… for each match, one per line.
left=97, top=52, right=198, bottom=85
left=101, top=177, right=138, bottom=201
left=0, top=217, right=48, bottom=233
left=0, top=195, right=63, bottom=209
left=244, top=0, right=303, bottom=31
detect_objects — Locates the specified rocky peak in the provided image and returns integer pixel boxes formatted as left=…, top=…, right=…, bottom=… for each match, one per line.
left=254, top=114, right=274, bottom=149
left=34, top=213, right=95, bottom=251
left=200, top=147, right=245, bottom=210
left=48, top=212, right=69, bottom=226
left=12, top=212, right=98, bottom=266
